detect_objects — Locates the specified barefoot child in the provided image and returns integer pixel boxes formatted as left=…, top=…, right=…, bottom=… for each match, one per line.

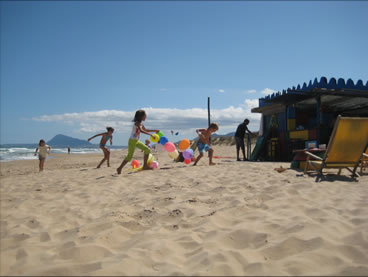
left=88, top=127, right=114, bottom=168
left=193, top=122, right=219, bottom=166
left=117, top=110, right=159, bottom=174
left=34, top=139, right=51, bottom=172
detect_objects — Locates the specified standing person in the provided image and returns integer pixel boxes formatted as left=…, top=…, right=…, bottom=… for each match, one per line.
left=34, top=139, right=51, bottom=172
left=117, top=110, right=159, bottom=174
left=235, top=119, right=254, bottom=161
left=193, top=122, right=219, bottom=166
left=67, top=146, right=71, bottom=154
left=88, top=127, right=114, bottom=168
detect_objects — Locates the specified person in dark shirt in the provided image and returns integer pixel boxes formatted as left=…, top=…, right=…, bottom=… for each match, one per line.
left=234, top=119, right=253, bottom=161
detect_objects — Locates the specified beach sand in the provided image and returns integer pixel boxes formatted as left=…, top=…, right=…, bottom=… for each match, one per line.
left=1, top=144, right=368, bottom=276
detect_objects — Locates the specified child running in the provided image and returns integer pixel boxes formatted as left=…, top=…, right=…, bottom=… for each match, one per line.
left=193, top=122, right=219, bottom=166
left=88, top=127, right=114, bottom=168
left=34, top=139, right=51, bottom=172
left=117, top=110, right=159, bottom=174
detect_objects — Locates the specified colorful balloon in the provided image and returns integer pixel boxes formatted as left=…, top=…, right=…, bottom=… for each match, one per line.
left=183, top=149, right=194, bottom=160
left=168, top=150, right=179, bottom=159
left=147, top=153, right=154, bottom=166
left=157, top=131, right=164, bottom=138
left=150, top=161, right=159, bottom=169
left=164, top=142, right=176, bottom=152
left=179, top=139, right=190, bottom=151
left=131, top=160, right=140, bottom=169
left=184, top=159, right=191, bottom=164
left=159, top=136, right=168, bottom=145
left=150, top=134, right=160, bottom=143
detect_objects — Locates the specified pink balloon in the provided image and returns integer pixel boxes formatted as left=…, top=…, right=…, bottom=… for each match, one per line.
left=164, top=142, right=176, bottom=152
left=150, top=161, right=159, bottom=169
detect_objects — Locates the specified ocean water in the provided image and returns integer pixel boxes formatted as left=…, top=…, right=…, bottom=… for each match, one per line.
left=0, top=145, right=116, bottom=162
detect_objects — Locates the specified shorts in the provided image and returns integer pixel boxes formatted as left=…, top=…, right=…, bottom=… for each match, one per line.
left=197, top=141, right=211, bottom=154
left=235, top=136, right=245, bottom=149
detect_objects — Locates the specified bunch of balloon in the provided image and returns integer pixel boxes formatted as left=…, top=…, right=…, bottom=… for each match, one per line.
left=151, top=131, right=165, bottom=153
left=154, top=131, right=180, bottom=159
left=179, top=138, right=194, bottom=164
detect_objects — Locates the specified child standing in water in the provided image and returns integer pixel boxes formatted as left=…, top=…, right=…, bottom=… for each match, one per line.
left=117, top=110, right=159, bottom=174
left=34, top=139, right=51, bottom=172
left=88, top=127, right=114, bottom=168
left=193, top=122, right=219, bottom=166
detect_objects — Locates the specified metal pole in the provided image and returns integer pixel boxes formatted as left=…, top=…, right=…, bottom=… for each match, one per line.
left=208, top=97, right=211, bottom=127
left=208, top=97, right=211, bottom=146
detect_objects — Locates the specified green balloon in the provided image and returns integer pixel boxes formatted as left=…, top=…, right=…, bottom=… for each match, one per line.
left=157, top=131, right=164, bottom=138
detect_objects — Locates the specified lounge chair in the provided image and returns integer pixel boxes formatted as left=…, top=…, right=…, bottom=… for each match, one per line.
left=304, top=116, right=368, bottom=182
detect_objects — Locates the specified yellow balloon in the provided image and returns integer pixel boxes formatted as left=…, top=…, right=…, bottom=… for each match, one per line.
left=150, top=134, right=160, bottom=143
left=168, top=150, right=179, bottom=159
left=147, top=153, right=154, bottom=165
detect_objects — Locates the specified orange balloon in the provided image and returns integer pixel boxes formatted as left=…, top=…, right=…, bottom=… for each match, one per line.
left=179, top=139, right=190, bottom=151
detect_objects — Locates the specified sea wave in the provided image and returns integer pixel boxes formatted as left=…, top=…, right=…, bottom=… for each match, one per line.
left=0, top=146, right=103, bottom=162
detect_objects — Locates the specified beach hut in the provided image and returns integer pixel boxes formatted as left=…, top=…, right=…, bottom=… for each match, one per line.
left=251, top=77, right=368, bottom=165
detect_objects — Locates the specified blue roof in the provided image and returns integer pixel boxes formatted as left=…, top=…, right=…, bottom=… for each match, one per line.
left=259, top=77, right=368, bottom=107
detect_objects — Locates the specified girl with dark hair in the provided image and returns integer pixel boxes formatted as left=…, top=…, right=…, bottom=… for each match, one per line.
left=34, top=139, right=51, bottom=172
left=88, top=127, right=114, bottom=168
left=117, top=110, right=159, bottom=174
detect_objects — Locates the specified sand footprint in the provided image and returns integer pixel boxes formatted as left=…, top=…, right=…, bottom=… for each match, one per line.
left=217, top=229, right=268, bottom=250
left=58, top=245, right=112, bottom=263
left=262, top=236, right=323, bottom=260
left=25, top=219, right=41, bottom=229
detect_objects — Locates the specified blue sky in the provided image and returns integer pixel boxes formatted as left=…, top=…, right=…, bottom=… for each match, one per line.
left=1, top=1, right=367, bottom=146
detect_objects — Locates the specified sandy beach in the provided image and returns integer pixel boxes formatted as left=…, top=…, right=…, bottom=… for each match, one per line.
left=1, top=144, right=368, bottom=276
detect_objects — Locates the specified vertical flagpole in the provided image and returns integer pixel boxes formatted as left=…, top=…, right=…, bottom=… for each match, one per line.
left=208, top=97, right=211, bottom=147
left=207, top=97, right=211, bottom=127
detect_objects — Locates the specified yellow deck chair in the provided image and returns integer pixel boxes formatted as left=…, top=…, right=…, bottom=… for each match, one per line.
left=304, top=116, right=368, bottom=182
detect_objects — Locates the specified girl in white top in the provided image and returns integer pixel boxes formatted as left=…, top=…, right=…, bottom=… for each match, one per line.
left=34, top=139, right=51, bottom=172
left=117, top=110, right=159, bottom=174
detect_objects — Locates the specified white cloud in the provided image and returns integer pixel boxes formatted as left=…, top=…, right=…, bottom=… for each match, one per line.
left=247, top=89, right=257, bottom=94
left=217, top=89, right=225, bottom=93
left=261, top=88, right=276, bottom=95
left=244, top=99, right=259, bottom=109
left=32, top=105, right=261, bottom=134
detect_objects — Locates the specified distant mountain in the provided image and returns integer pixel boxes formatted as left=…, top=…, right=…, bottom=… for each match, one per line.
left=47, top=134, right=93, bottom=147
